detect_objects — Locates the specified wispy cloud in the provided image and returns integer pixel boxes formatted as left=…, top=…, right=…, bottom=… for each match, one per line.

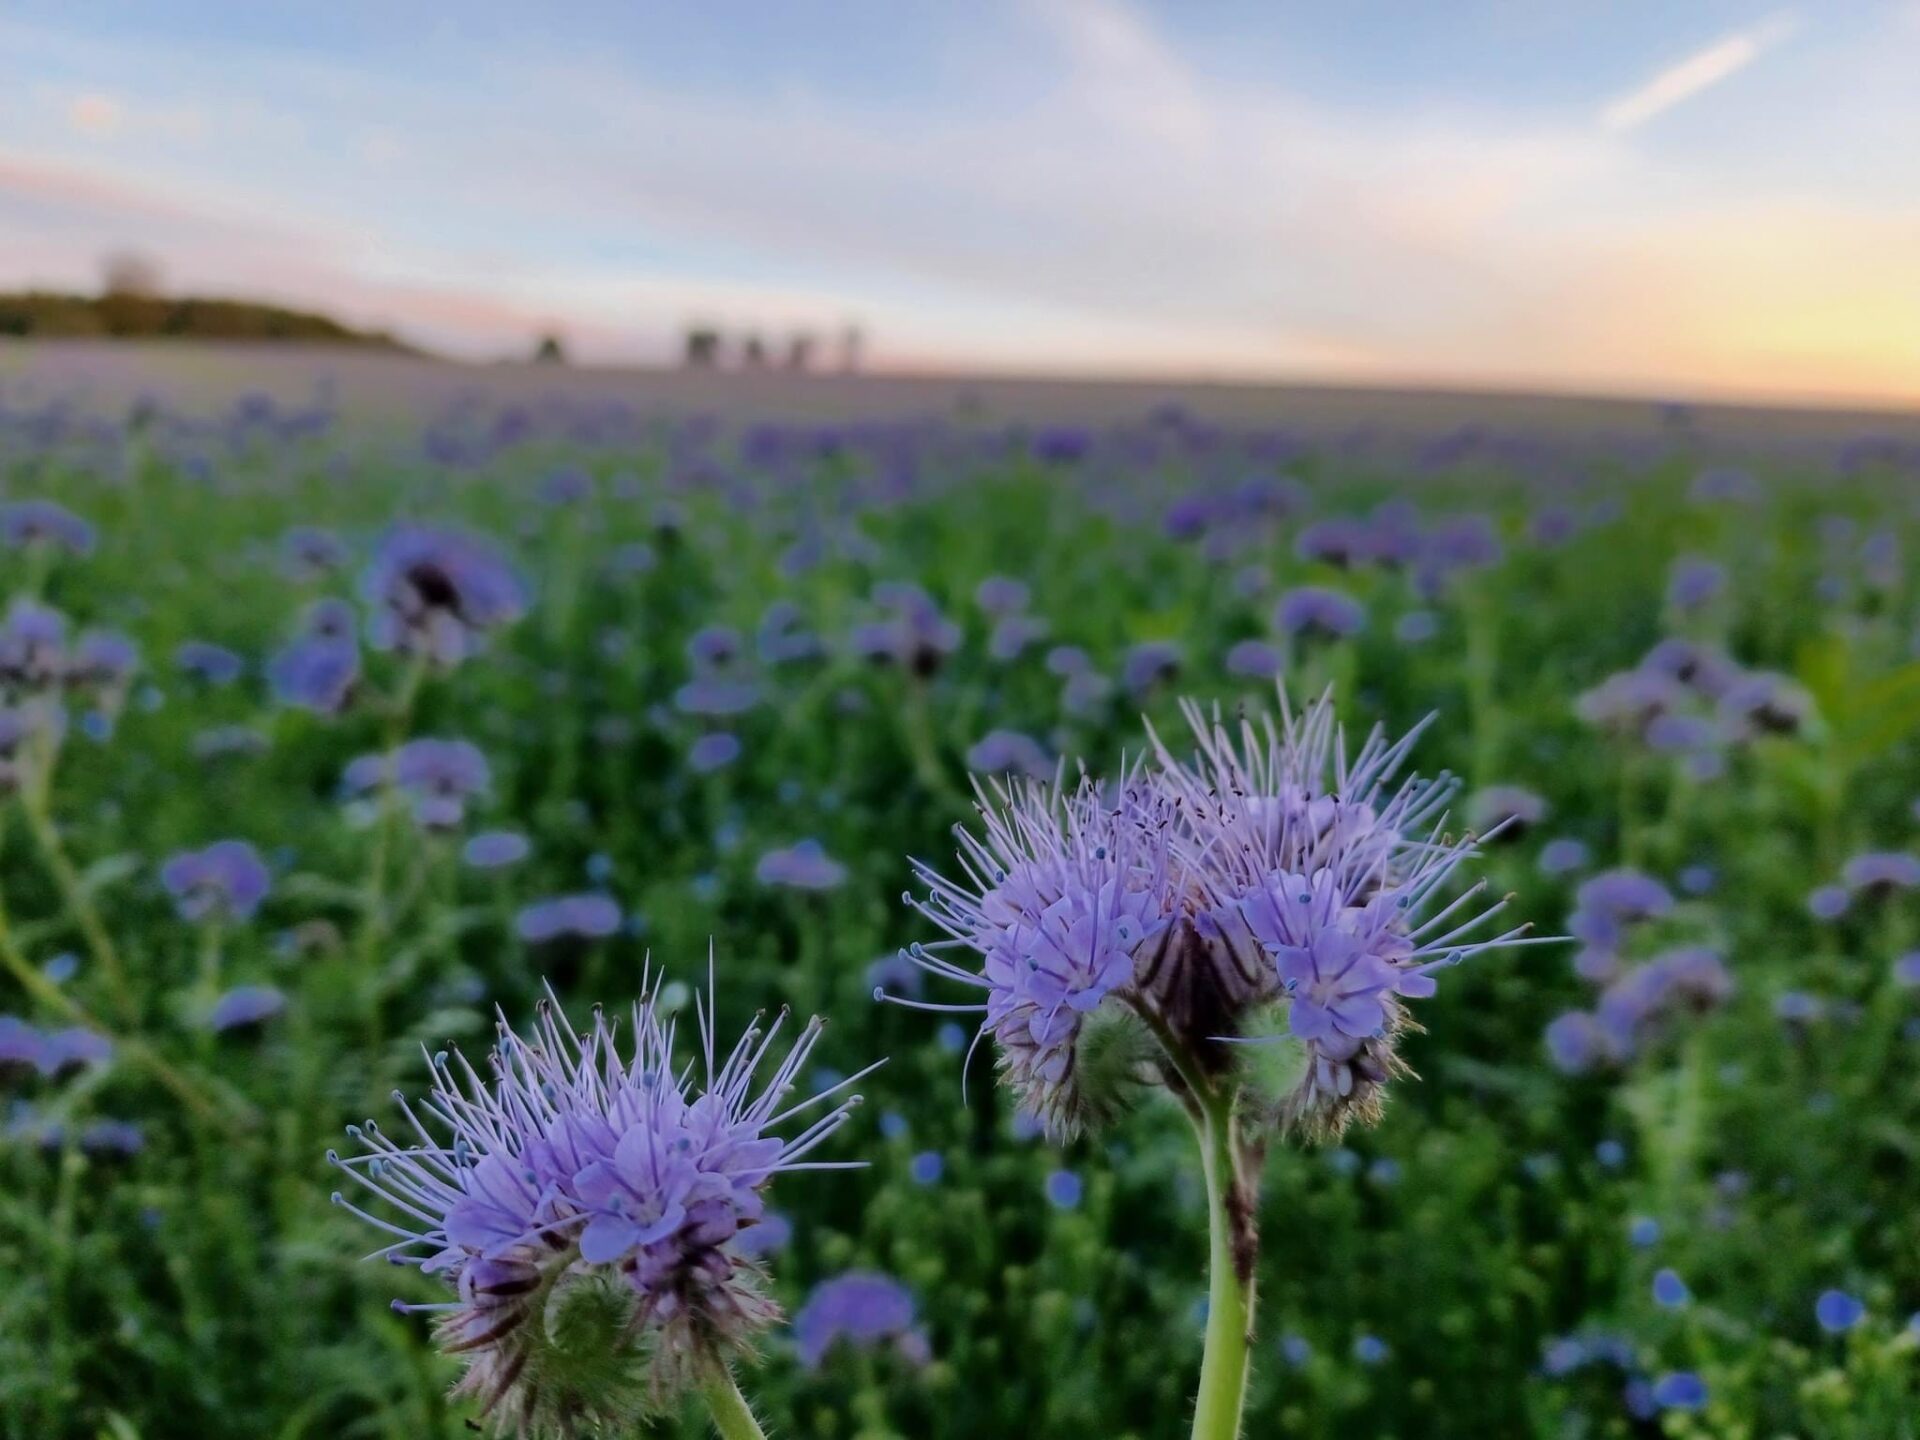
left=1601, top=14, right=1798, bottom=132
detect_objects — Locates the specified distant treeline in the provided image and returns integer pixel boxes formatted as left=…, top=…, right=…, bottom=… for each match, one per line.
left=0, top=291, right=409, bottom=348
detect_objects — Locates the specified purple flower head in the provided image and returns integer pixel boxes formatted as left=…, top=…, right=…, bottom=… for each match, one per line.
left=463, top=830, right=531, bottom=870
left=516, top=893, right=623, bottom=944
left=361, top=524, right=528, bottom=667
left=1274, top=586, right=1365, bottom=641
left=0, top=1016, right=48, bottom=1082
left=850, top=584, right=959, bottom=676
left=1641, top=639, right=1741, bottom=701
left=38, top=1026, right=114, bottom=1079
left=1225, top=639, right=1283, bottom=679
left=755, top=840, right=847, bottom=892
left=793, top=1272, right=927, bottom=1371
left=1892, top=952, right=1920, bottom=988
left=975, top=575, right=1031, bottom=616
left=1580, top=947, right=1733, bottom=1065
left=1121, top=640, right=1182, bottom=696
left=1544, top=1011, right=1609, bottom=1075
left=1469, top=785, right=1546, bottom=839
left=756, top=601, right=822, bottom=666
left=160, top=840, right=271, bottom=922
left=686, top=625, right=744, bottom=671
left=1169, top=694, right=1538, bottom=1138
left=279, top=526, right=348, bottom=580
left=208, top=984, right=287, bottom=1032
left=905, top=688, right=1545, bottom=1143
left=174, top=640, right=244, bottom=686
left=1807, top=884, right=1850, bottom=921
left=675, top=669, right=761, bottom=716
left=347, top=738, right=490, bottom=830
left=1568, top=869, right=1673, bottom=950
left=1841, top=850, right=1920, bottom=897
left=0, top=500, right=94, bottom=556
left=270, top=600, right=361, bottom=714
left=0, top=599, right=69, bottom=693
left=1666, top=556, right=1727, bottom=613
left=988, top=614, right=1051, bottom=663
left=966, top=729, right=1051, bottom=781
left=900, top=770, right=1177, bottom=1140
left=1538, top=838, right=1590, bottom=877
left=1718, top=671, right=1815, bottom=741
left=1418, top=514, right=1503, bottom=592
left=689, top=733, right=742, bottom=773
left=68, top=629, right=139, bottom=697
left=330, top=970, right=876, bottom=1424
left=1294, top=517, right=1375, bottom=569
left=1576, top=669, right=1686, bottom=737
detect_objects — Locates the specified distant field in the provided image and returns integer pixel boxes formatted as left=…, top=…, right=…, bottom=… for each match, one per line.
left=7, top=338, right=1920, bottom=440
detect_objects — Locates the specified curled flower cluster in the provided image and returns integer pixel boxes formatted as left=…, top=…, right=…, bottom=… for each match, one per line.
left=343, top=737, right=491, bottom=830
left=1576, top=637, right=1815, bottom=772
left=1545, top=946, right=1734, bottom=1075
left=360, top=524, right=528, bottom=667
left=331, top=973, right=873, bottom=1432
left=897, top=689, right=1538, bottom=1141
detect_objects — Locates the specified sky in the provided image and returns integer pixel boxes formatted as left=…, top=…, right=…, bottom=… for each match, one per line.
left=2, top=0, right=1918, bottom=403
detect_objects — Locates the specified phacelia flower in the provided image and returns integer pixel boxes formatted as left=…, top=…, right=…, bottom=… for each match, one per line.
left=270, top=600, right=362, bottom=715
left=361, top=524, right=528, bottom=666
left=850, top=584, right=960, bottom=676
left=755, top=840, right=847, bottom=892
left=330, top=972, right=876, bottom=1430
left=1469, top=785, right=1547, bottom=838
left=900, top=688, right=1543, bottom=1142
left=792, top=1272, right=929, bottom=1371
left=208, top=984, right=287, bottom=1033
left=1273, top=586, right=1365, bottom=641
left=160, top=840, right=271, bottom=922
left=0, top=500, right=94, bottom=556
left=463, top=831, right=532, bottom=871
left=515, top=893, right=623, bottom=944
left=346, top=738, right=491, bottom=830
left=175, top=640, right=244, bottom=686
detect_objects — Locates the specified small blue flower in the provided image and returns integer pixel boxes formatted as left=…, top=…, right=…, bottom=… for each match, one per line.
left=1044, top=1169, right=1083, bottom=1210
left=1353, top=1334, right=1389, bottom=1366
left=462, top=831, right=530, bottom=870
left=908, top=1151, right=944, bottom=1185
left=1652, top=1268, right=1690, bottom=1308
left=1651, top=1371, right=1708, bottom=1411
left=1815, top=1289, right=1865, bottom=1334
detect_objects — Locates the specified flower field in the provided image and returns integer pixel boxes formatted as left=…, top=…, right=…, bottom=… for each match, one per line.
left=2, top=352, right=1918, bottom=1438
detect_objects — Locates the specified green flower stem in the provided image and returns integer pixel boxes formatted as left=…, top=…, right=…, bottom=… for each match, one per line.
left=700, top=1367, right=770, bottom=1440
left=0, top=884, right=224, bottom=1123
left=18, top=793, right=135, bottom=1020
left=353, top=649, right=429, bottom=1036
left=1191, top=1094, right=1257, bottom=1440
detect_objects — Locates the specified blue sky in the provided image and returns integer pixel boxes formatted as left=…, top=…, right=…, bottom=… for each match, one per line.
left=3, top=1, right=1917, bottom=400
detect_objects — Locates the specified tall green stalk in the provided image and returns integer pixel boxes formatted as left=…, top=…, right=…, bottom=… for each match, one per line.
left=1190, top=1094, right=1257, bottom=1440
left=700, top=1367, right=770, bottom=1440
